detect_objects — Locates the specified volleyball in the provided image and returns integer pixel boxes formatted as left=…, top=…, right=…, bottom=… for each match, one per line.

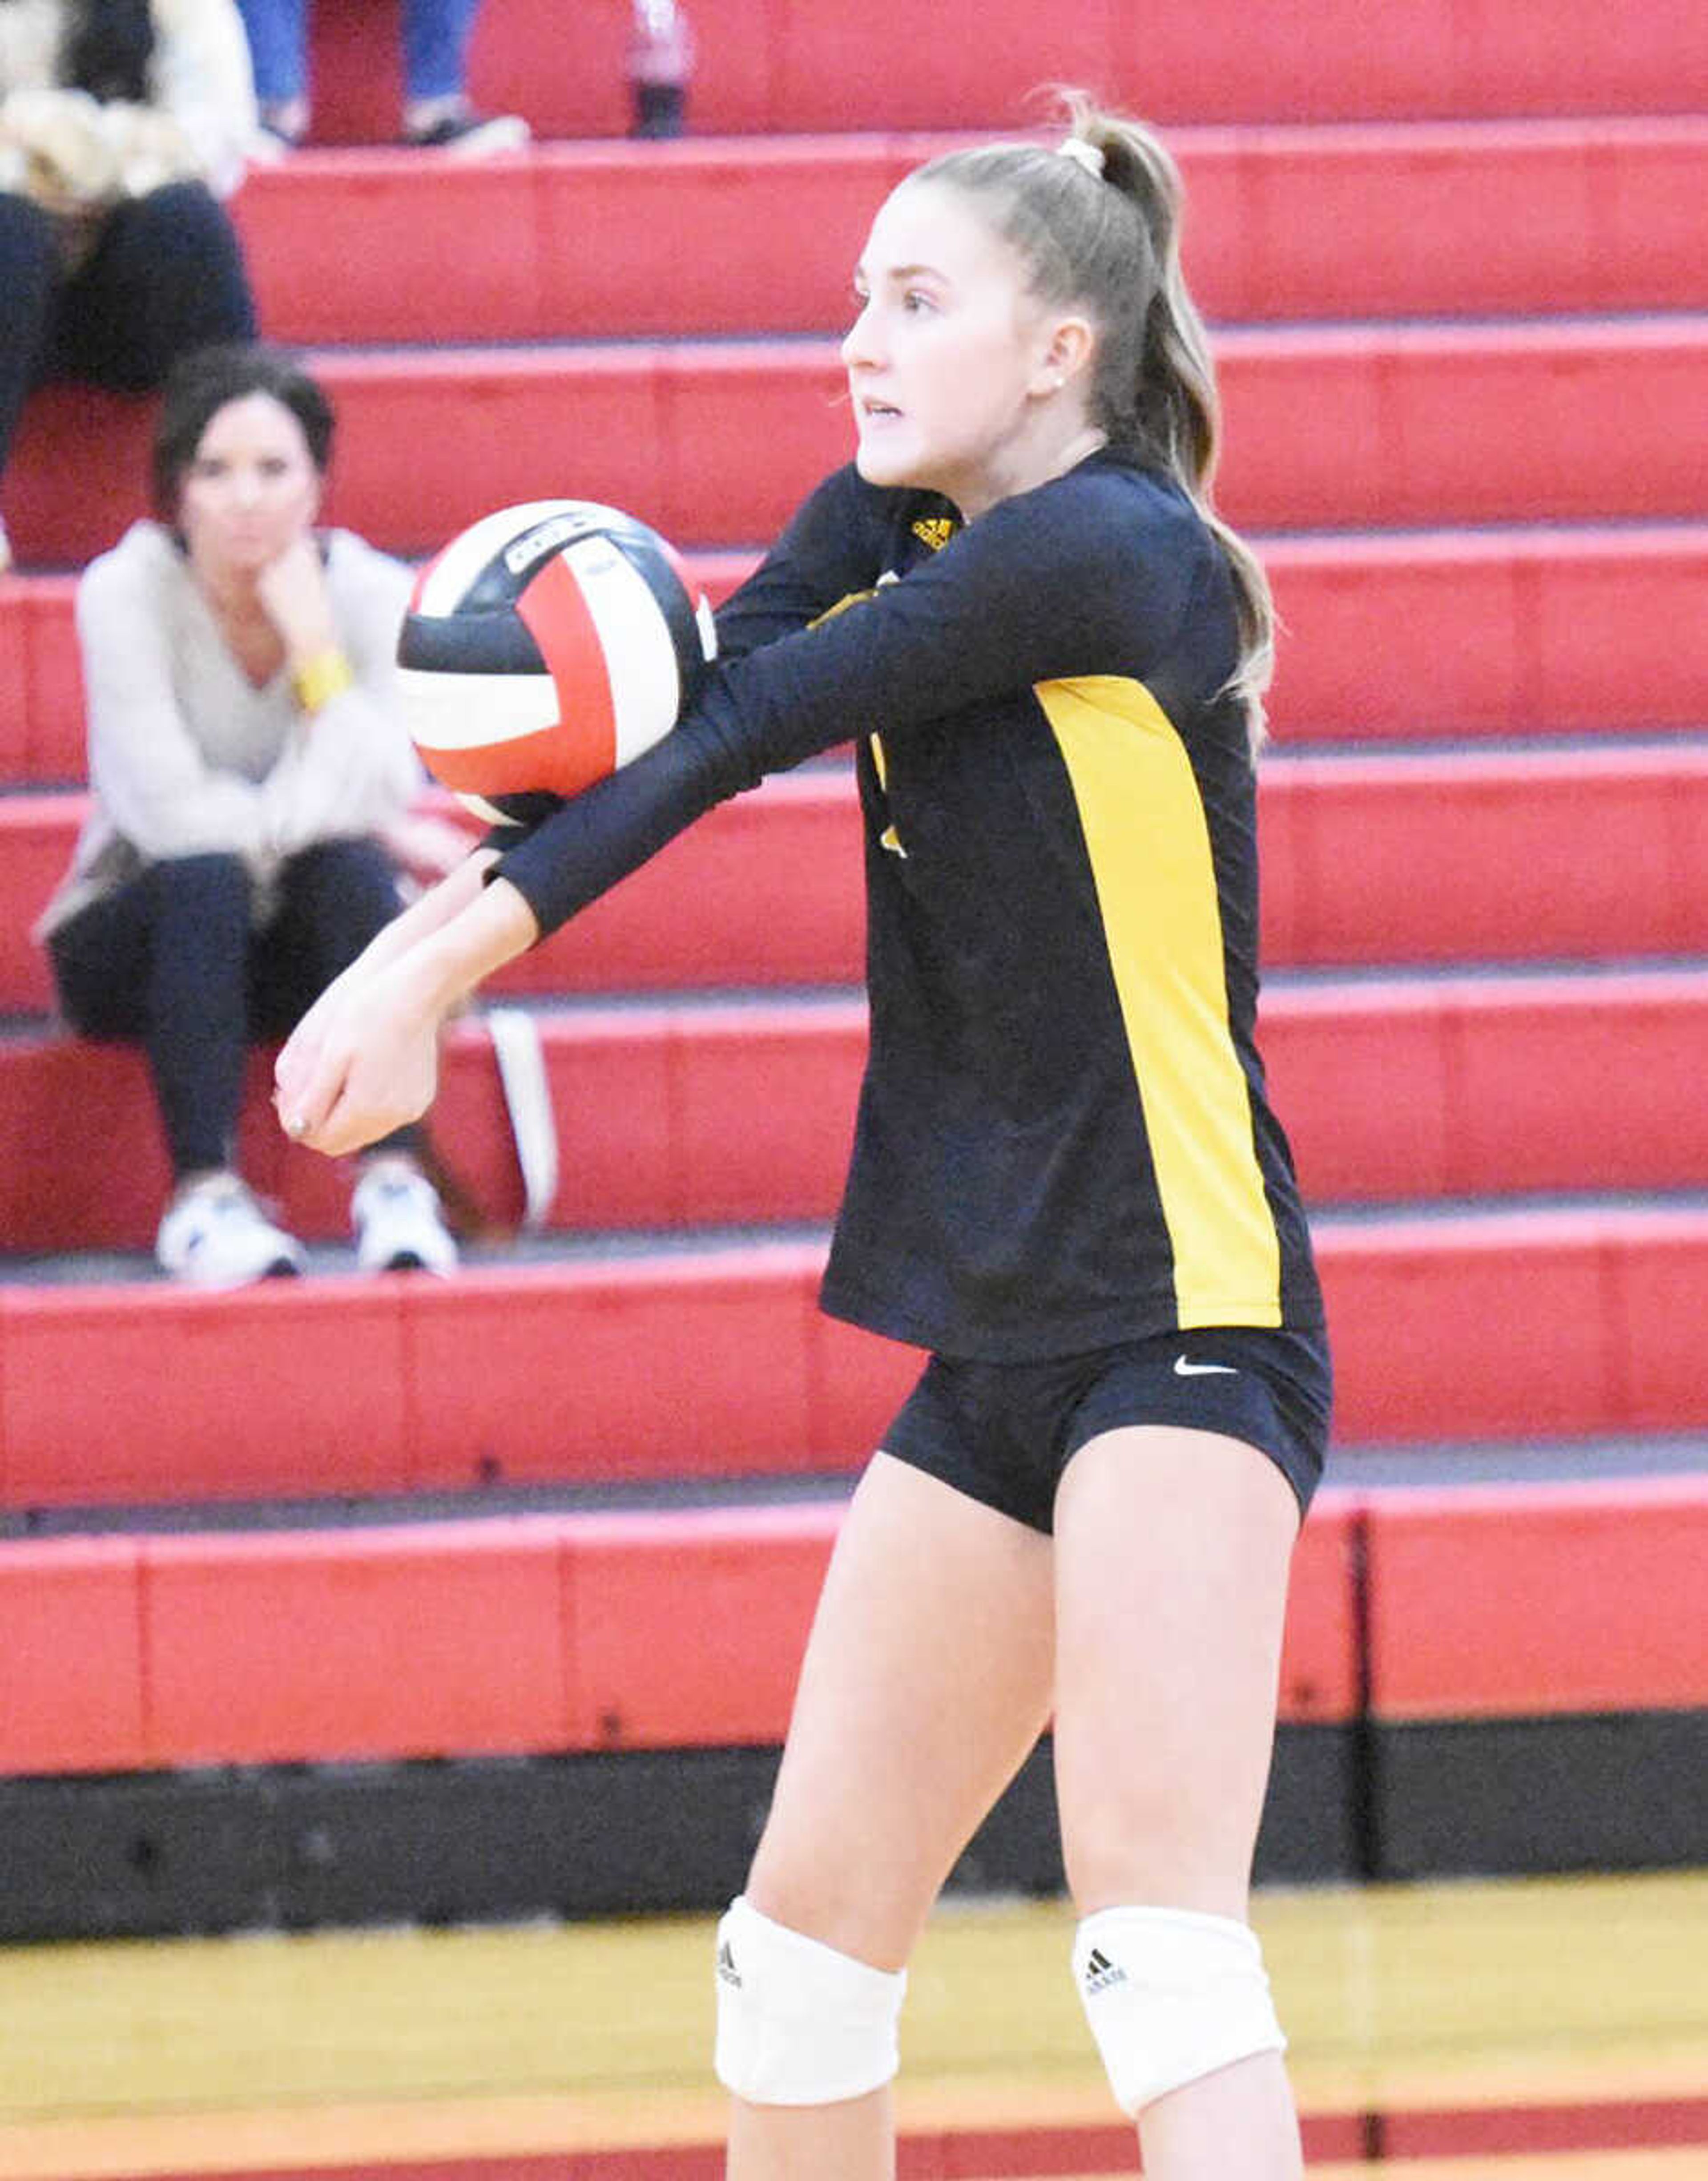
left=397, top=499, right=717, bottom=826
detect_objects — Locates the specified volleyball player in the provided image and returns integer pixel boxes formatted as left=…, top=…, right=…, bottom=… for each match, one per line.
left=275, top=96, right=1331, bottom=2181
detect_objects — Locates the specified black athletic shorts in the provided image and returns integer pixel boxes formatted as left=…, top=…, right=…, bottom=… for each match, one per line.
left=880, top=1324, right=1333, bottom=1535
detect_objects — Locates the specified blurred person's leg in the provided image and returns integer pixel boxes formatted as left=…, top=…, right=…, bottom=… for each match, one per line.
left=234, top=0, right=312, bottom=141
left=0, top=190, right=62, bottom=565
left=54, top=182, right=255, bottom=395
left=401, top=0, right=528, bottom=153
left=49, top=853, right=256, bottom=1183
left=256, top=839, right=407, bottom=1027
left=400, top=0, right=479, bottom=103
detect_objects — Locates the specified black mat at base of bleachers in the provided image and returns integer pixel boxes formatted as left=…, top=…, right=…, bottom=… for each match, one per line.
left=0, top=1725, right=1357, bottom=1942
left=1372, top=1709, right=1708, bottom=1881
left=4, top=1712, right=1703, bottom=1943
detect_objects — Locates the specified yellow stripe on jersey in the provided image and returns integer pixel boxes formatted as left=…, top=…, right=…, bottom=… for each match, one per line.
left=869, top=734, right=906, bottom=856
left=1039, top=676, right=1282, bottom=1329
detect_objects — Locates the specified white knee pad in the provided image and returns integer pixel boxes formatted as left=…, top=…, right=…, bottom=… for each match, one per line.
left=713, top=1894, right=907, bottom=2106
left=1073, top=1904, right=1286, bottom=2115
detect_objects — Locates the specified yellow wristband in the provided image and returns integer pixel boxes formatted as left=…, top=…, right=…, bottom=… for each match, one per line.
left=291, top=646, right=355, bottom=715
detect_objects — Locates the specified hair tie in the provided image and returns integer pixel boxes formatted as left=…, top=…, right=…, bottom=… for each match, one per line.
left=1056, top=136, right=1106, bottom=179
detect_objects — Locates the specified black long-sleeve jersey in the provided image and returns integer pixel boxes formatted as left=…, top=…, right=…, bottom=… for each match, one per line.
left=496, top=448, right=1324, bottom=1359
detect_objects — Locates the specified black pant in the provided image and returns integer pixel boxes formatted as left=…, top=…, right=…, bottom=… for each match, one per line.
left=48, top=841, right=414, bottom=1180
left=0, top=180, right=256, bottom=474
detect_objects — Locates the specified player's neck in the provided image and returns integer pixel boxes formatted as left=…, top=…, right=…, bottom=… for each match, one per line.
left=954, top=419, right=1109, bottom=522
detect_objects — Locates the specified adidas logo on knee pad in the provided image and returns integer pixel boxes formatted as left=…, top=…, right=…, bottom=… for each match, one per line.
left=1073, top=1905, right=1287, bottom=2116
left=713, top=1895, right=906, bottom=2107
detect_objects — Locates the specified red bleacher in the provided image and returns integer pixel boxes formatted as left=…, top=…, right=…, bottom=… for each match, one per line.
left=0, top=1494, right=1369, bottom=1773
left=2, top=968, right=1705, bottom=1256
left=0, top=0, right=1704, bottom=1914
left=5, top=527, right=1704, bottom=778
left=3, top=1476, right=1702, bottom=1778
left=1366, top=1478, right=1708, bottom=1722
left=224, top=125, right=1708, bottom=345
left=12, top=318, right=1708, bottom=564
left=316, top=0, right=1708, bottom=141
left=3, top=1209, right=1705, bottom=1508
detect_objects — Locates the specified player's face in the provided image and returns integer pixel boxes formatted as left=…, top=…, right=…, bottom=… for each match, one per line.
left=842, top=180, right=1060, bottom=517
left=176, top=392, right=322, bottom=583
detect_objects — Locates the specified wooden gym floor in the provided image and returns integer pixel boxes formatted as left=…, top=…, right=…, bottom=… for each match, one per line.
left=1, top=1870, right=1704, bottom=2179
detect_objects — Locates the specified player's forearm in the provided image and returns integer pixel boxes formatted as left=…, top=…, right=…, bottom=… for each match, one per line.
left=406, top=872, right=542, bottom=1019
left=359, top=847, right=502, bottom=976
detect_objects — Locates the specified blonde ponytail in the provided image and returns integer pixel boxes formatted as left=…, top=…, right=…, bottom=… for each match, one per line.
left=914, top=96, right=1276, bottom=752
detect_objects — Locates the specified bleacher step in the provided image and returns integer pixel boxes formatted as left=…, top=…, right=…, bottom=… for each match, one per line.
left=4, top=967, right=1706, bottom=1254
left=231, top=121, right=1708, bottom=345
left=6, top=736, right=1705, bottom=1009
left=8, top=318, right=1704, bottom=568
left=313, top=0, right=1708, bottom=140
left=4, top=525, right=1704, bottom=779
left=1, top=1474, right=1701, bottom=1783
left=1, top=1202, right=1704, bottom=1509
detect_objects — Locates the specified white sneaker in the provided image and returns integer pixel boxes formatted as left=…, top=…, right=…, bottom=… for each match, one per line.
left=401, top=104, right=531, bottom=158
left=351, top=1158, right=459, bottom=1275
left=156, top=1173, right=306, bottom=1287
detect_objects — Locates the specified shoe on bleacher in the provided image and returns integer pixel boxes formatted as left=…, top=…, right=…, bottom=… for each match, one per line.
left=0, top=516, right=12, bottom=576
left=351, top=1157, right=459, bottom=1275
left=401, top=100, right=530, bottom=158
left=252, top=98, right=307, bottom=159
left=156, top=1173, right=306, bottom=1287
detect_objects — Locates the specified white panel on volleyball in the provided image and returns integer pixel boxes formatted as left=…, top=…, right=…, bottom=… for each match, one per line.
left=562, top=535, right=683, bottom=761
left=397, top=665, right=559, bottom=751
left=412, top=501, right=580, bottom=618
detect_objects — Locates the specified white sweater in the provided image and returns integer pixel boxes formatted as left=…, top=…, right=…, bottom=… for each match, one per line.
left=0, top=0, right=257, bottom=201
left=37, top=521, right=424, bottom=937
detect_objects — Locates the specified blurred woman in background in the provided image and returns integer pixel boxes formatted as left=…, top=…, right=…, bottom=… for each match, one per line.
left=36, top=343, right=461, bottom=1284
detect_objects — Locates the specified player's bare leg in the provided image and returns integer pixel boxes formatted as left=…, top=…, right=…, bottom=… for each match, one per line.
left=1053, top=1423, right=1305, bottom=2180
left=725, top=1451, right=1055, bottom=2180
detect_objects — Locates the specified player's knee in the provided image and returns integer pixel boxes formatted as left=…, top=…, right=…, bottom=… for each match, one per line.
left=713, top=1894, right=906, bottom=2106
left=1073, top=1904, right=1286, bottom=2115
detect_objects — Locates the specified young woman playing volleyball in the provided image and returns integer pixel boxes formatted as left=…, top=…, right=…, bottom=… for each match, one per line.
left=275, top=96, right=1330, bottom=2181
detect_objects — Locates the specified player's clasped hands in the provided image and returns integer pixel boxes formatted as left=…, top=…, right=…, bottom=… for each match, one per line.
left=274, top=951, right=444, bottom=1155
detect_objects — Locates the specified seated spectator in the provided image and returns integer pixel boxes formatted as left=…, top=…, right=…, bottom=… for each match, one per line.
left=235, top=0, right=528, bottom=154
left=34, top=342, right=462, bottom=1285
left=0, top=0, right=259, bottom=574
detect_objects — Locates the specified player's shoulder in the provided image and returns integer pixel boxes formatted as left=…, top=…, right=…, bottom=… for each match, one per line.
left=1014, top=448, right=1210, bottom=554
left=966, top=451, right=1219, bottom=634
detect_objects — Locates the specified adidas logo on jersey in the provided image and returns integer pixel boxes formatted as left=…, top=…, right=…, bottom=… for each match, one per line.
left=717, top=1939, right=742, bottom=1989
left=1082, top=1946, right=1128, bottom=1995
left=911, top=516, right=955, bottom=550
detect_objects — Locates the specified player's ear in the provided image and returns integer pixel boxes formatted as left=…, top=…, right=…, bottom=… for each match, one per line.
left=1032, top=314, right=1096, bottom=398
